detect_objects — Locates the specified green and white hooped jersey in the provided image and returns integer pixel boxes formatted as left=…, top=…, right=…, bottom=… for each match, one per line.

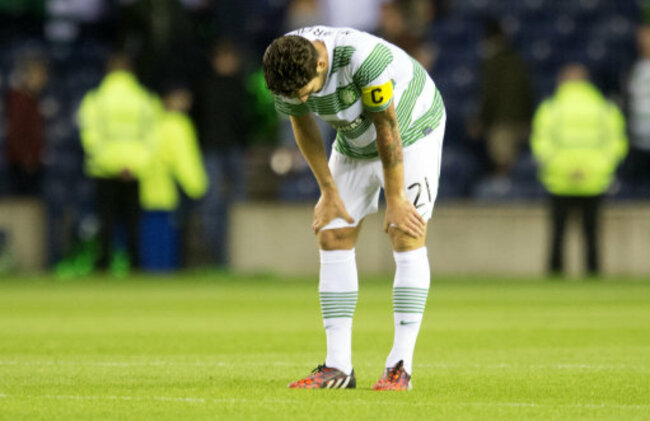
left=274, top=26, right=445, bottom=159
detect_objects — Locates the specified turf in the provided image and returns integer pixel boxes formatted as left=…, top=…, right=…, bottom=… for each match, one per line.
left=0, top=273, right=649, bottom=420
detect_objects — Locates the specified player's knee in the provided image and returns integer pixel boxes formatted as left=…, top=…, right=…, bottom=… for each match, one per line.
left=389, top=226, right=427, bottom=252
left=318, top=228, right=357, bottom=250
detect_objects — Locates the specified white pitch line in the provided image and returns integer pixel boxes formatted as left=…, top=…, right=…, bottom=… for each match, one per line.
left=0, top=393, right=648, bottom=411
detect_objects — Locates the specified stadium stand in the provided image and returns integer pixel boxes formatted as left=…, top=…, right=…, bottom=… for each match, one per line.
left=0, top=0, right=643, bottom=206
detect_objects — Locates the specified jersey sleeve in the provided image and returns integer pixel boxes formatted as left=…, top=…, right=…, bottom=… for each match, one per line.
left=351, top=42, right=395, bottom=112
left=274, top=95, right=310, bottom=117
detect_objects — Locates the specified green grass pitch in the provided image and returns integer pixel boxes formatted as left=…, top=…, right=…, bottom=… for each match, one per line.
left=0, top=273, right=649, bottom=420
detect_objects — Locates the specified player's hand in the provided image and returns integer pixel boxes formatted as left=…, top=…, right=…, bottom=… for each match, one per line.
left=384, top=196, right=425, bottom=238
left=312, top=190, right=354, bottom=234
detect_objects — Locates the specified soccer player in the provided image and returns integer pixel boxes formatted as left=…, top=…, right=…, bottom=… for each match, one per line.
left=263, top=26, right=445, bottom=390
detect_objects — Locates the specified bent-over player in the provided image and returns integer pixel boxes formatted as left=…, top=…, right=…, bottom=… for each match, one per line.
left=263, top=26, right=445, bottom=390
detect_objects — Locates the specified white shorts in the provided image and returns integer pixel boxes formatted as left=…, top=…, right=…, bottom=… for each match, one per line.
left=322, top=116, right=445, bottom=231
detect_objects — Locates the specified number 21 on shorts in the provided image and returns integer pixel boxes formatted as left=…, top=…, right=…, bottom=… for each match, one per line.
left=408, top=177, right=432, bottom=209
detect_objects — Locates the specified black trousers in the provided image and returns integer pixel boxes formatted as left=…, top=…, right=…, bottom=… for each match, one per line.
left=549, top=194, right=602, bottom=276
left=95, top=178, right=140, bottom=270
left=9, top=164, right=43, bottom=196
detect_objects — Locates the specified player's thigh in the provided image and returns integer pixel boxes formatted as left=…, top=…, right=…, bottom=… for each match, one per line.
left=318, top=220, right=364, bottom=250
left=386, top=123, right=444, bottom=252
left=401, top=123, right=444, bottom=223
left=321, top=151, right=382, bottom=231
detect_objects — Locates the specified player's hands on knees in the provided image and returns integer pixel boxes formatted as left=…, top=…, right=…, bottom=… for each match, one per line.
left=384, top=196, right=426, bottom=238
left=313, top=190, right=354, bottom=234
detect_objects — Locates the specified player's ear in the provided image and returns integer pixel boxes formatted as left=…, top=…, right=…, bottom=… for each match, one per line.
left=316, top=57, right=327, bottom=72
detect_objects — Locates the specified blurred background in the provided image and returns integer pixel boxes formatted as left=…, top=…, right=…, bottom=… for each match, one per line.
left=0, top=0, right=648, bottom=278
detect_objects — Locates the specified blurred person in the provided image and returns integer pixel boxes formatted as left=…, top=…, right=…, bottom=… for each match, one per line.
left=263, top=26, right=445, bottom=390
left=401, top=0, right=437, bottom=37
left=625, top=24, right=650, bottom=190
left=4, top=53, right=48, bottom=196
left=194, top=39, right=250, bottom=266
left=473, top=19, right=534, bottom=176
left=320, top=0, right=385, bottom=33
left=375, top=1, right=437, bottom=72
left=245, top=68, right=280, bottom=145
left=118, top=0, right=196, bottom=92
left=284, top=0, right=323, bottom=31
left=139, top=87, right=208, bottom=271
left=376, top=2, right=419, bottom=55
left=531, top=64, right=627, bottom=277
left=78, top=52, right=161, bottom=272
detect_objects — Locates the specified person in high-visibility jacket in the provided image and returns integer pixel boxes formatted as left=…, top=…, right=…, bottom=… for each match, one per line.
left=139, top=86, right=208, bottom=271
left=78, top=52, right=161, bottom=271
left=531, top=64, right=628, bottom=276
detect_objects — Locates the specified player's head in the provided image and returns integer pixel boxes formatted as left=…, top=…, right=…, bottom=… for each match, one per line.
left=263, top=35, right=327, bottom=102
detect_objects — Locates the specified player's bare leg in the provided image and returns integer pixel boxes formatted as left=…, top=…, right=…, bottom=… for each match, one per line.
left=373, top=224, right=429, bottom=391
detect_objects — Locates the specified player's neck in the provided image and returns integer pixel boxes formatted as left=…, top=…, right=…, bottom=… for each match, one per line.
left=313, top=41, right=329, bottom=85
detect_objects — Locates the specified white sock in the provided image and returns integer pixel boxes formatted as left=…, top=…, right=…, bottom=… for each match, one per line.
left=385, top=247, right=430, bottom=375
left=319, top=249, right=358, bottom=375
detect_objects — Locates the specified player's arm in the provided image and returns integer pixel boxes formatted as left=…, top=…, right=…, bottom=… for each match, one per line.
left=289, top=113, right=354, bottom=233
left=367, top=102, right=425, bottom=239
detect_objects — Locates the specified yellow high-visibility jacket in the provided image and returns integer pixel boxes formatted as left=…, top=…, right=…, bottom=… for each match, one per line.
left=78, top=71, right=161, bottom=178
left=139, top=111, right=208, bottom=211
left=531, top=81, right=628, bottom=196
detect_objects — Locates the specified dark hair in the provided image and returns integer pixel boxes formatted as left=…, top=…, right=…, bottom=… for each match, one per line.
left=262, top=35, right=318, bottom=97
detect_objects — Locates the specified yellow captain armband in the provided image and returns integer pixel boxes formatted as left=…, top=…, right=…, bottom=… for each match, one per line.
left=361, top=80, right=394, bottom=111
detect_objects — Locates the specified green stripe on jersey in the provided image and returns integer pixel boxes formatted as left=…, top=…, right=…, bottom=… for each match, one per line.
left=306, top=83, right=360, bottom=115
left=396, top=60, right=427, bottom=132
left=402, top=88, right=445, bottom=147
left=335, top=60, right=444, bottom=160
left=335, top=115, right=373, bottom=140
left=331, top=46, right=356, bottom=74
left=274, top=96, right=309, bottom=116
left=274, top=83, right=361, bottom=116
left=353, top=43, right=393, bottom=87
left=334, top=133, right=378, bottom=158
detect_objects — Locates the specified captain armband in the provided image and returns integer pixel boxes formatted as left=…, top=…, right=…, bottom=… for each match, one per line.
left=361, top=80, right=394, bottom=111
